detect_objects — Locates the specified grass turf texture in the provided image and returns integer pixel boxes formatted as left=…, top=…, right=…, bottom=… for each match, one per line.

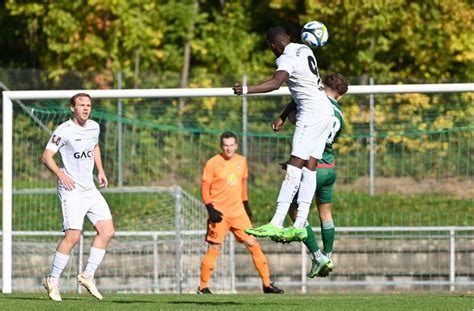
left=0, top=293, right=472, bottom=310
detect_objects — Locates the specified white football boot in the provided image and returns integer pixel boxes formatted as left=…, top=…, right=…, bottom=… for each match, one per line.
left=44, top=277, right=62, bottom=301
left=77, top=273, right=103, bottom=300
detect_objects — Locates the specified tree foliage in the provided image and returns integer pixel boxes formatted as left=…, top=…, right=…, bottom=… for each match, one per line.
left=2, top=0, right=473, bottom=137
left=3, top=0, right=472, bottom=83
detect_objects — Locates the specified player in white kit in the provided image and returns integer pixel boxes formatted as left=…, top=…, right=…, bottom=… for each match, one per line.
left=42, top=93, right=114, bottom=301
left=233, top=26, right=333, bottom=243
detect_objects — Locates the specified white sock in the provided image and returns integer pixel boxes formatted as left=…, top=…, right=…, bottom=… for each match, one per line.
left=294, top=202, right=311, bottom=228
left=311, top=250, right=323, bottom=263
left=270, top=164, right=302, bottom=227
left=84, top=246, right=106, bottom=278
left=323, top=251, right=333, bottom=259
left=294, top=168, right=316, bottom=228
left=322, top=220, right=334, bottom=230
left=49, top=251, right=70, bottom=281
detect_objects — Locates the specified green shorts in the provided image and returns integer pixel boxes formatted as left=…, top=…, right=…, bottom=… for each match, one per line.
left=315, top=167, right=336, bottom=204
left=290, top=167, right=337, bottom=207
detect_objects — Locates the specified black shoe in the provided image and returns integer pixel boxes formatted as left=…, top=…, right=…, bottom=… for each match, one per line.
left=263, top=283, right=284, bottom=294
left=197, top=287, right=212, bottom=294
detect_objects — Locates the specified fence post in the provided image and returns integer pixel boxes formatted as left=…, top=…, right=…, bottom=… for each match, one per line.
left=174, top=187, right=182, bottom=293
left=449, top=228, right=456, bottom=291
left=242, top=74, right=248, bottom=158
left=117, top=70, right=124, bottom=187
left=153, top=234, right=159, bottom=293
left=369, top=77, right=376, bottom=196
left=301, top=243, right=307, bottom=293
left=230, top=235, right=236, bottom=293
left=77, top=234, right=84, bottom=293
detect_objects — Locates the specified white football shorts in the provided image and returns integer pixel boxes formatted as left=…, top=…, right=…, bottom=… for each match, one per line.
left=291, top=115, right=333, bottom=160
left=58, top=187, right=112, bottom=230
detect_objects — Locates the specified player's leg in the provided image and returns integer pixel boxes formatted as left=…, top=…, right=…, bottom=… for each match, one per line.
left=286, top=204, right=329, bottom=278
left=246, top=155, right=305, bottom=238
left=45, top=190, right=85, bottom=301
left=45, top=229, right=82, bottom=301
left=276, top=156, right=317, bottom=241
left=233, top=214, right=283, bottom=294
left=76, top=219, right=114, bottom=300
left=292, top=156, right=317, bottom=233
left=316, top=168, right=337, bottom=276
left=247, top=126, right=311, bottom=238
left=278, top=120, right=332, bottom=240
left=244, top=238, right=283, bottom=294
left=271, top=155, right=306, bottom=227
left=84, top=219, right=114, bottom=276
left=78, top=190, right=114, bottom=300
left=198, top=243, right=221, bottom=294
left=287, top=203, right=320, bottom=255
left=319, top=202, right=335, bottom=258
left=53, top=229, right=82, bottom=277
left=317, top=202, right=335, bottom=276
left=198, top=216, right=230, bottom=293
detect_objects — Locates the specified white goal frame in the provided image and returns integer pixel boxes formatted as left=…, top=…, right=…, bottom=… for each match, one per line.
left=3, top=83, right=474, bottom=293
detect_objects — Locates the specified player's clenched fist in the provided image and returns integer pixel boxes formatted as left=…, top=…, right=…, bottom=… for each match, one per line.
left=232, top=82, right=243, bottom=95
left=271, top=117, right=285, bottom=132
left=98, top=171, right=108, bottom=188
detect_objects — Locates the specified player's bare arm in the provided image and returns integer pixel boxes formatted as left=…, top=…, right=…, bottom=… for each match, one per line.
left=94, top=145, right=108, bottom=188
left=233, top=70, right=289, bottom=95
left=42, top=149, right=75, bottom=190
left=272, top=99, right=297, bottom=132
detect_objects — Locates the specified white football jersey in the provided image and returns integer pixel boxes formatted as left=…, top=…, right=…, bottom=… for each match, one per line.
left=276, top=43, right=333, bottom=124
left=45, top=119, right=100, bottom=191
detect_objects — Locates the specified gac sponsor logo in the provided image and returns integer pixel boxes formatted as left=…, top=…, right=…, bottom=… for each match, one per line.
left=74, top=150, right=93, bottom=159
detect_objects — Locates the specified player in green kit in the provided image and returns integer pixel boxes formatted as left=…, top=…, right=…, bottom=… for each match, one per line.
left=271, top=73, right=349, bottom=278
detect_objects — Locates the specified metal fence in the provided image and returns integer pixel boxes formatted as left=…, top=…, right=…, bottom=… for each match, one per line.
left=1, top=226, right=473, bottom=293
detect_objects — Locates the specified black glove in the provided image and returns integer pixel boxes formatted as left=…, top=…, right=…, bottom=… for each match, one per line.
left=206, top=204, right=223, bottom=223
left=243, top=200, right=252, bottom=220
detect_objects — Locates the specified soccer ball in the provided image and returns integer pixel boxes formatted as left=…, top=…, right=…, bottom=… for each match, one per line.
left=301, top=21, right=329, bottom=48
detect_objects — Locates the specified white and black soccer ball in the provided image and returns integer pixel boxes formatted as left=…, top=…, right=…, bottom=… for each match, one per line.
left=301, top=21, right=329, bottom=48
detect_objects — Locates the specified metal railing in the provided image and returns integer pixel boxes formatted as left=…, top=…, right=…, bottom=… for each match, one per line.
left=2, top=226, right=473, bottom=293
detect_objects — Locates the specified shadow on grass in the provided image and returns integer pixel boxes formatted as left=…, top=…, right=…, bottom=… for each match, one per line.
left=168, top=300, right=243, bottom=306
left=111, top=300, right=244, bottom=306
left=5, top=296, right=82, bottom=301
left=111, top=300, right=158, bottom=304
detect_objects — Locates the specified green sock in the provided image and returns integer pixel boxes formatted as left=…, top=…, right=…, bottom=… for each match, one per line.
left=303, top=224, right=319, bottom=253
left=321, top=220, right=335, bottom=255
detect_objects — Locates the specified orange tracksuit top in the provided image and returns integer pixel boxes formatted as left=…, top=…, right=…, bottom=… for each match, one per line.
left=201, top=153, right=248, bottom=215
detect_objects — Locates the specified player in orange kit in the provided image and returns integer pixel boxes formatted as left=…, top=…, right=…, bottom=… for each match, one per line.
left=197, top=131, right=283, bottom=294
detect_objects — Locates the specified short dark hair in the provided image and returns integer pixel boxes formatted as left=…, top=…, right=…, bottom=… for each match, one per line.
left=70, top=93, right=91, bottom=106
left=220, top=131, right=238, bottom=145
left=322, top=74, right=349, bottom=96
left=266, top=26, right=288, bottom=44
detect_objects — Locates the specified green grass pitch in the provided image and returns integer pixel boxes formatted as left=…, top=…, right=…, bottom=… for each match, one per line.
left=0, top=293, right=472, bottom=311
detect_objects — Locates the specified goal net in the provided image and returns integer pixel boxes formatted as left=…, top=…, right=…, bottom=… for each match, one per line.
left=2, top=84, right=473, bottom=293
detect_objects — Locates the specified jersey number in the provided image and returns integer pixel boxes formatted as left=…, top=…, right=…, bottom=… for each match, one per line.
left=307, top=56, right=318, bottom=75
left=327, top=117, right=341, bottom=144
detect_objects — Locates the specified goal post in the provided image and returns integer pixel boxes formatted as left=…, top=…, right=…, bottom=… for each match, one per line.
left=2, top=83, right=474, bottom=293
